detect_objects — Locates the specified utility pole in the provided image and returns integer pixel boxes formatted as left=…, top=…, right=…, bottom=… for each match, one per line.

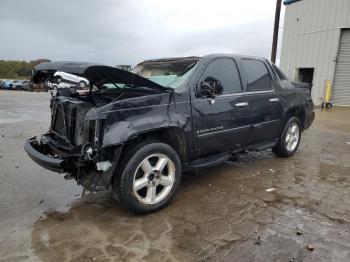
left=271, top=0, right=282, bottom=64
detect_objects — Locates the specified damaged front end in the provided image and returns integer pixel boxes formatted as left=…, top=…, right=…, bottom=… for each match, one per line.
left=24, top=96, right=122, bottom=191
left=25, top=61, right=170, bottom=191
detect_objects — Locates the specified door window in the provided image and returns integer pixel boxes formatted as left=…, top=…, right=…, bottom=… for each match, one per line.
left=202, top=58, right=242, bottom=94
left=295, top=68, right=314, bottom=84
left=242, top=59, right=272, bottom=91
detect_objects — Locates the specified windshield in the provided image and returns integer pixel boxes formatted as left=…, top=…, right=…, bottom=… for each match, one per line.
left=132, top=58, right=199, bottom=90
left=149, top=65, right=197, bottom=89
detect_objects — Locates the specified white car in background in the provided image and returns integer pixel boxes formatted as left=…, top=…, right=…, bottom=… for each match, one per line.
left=53, top=71, right=89, bottom=88
left=48, top=81, right=72, bottom=90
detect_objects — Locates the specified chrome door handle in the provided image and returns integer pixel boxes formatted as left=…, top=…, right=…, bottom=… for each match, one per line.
left=269, top=98, right=280, bottom=102
left=235, top=102, right=248, bottom=107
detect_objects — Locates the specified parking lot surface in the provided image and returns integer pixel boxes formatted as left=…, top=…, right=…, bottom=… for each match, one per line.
left=1, top=90, right=350, bottom=262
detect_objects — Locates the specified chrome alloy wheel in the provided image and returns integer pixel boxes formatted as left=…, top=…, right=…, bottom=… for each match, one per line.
left=133, top=153, right=175, bottom=205
left=285, top=122, right=300, bottom=152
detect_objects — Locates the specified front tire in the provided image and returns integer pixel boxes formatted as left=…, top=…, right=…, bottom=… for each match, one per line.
left=273, top=117, right=301, bottom=157
left=113, top=141, right=182, bottom=214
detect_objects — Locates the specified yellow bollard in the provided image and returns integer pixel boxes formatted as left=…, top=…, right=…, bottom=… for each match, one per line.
left=324, top=80, right=333, bottom=109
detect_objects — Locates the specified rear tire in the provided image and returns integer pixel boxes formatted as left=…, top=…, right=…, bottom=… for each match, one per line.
left=273, top=117, right=301, bottom=157
left=112, top=141, right=182, bottom=214
left=78, top=81, right=87, bottom=89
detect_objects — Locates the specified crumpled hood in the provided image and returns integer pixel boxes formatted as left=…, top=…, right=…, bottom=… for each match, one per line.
left=84, top=91, right=171, bottom=121
left=32, top=61, right=169, bottom=91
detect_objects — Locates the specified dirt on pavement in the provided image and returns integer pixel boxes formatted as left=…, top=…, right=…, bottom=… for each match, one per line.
left=0, top=90, right=349, bottom=262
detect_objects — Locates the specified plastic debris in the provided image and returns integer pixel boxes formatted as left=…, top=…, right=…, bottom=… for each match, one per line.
left=307, top=244, right=314, bottom=251
left=265, top=188, right=276, bottom=192
left=254, top=237, right=262, bottom=245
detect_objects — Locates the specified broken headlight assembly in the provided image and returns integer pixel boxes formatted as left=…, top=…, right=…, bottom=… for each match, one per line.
left=82, top=119, right=101, bottom=159
left=82, top=119, right=113, bottom=173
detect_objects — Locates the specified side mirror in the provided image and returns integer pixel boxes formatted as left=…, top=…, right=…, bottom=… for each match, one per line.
left=198, top=77, right=223, bottom=98
left=199, top=81, right=214, bottom=97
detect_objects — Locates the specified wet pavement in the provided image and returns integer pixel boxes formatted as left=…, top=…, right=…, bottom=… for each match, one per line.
left=0, top=90, right=350, bottom=262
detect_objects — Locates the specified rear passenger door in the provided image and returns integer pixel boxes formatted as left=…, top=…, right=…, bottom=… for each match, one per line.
left=240, top=58, right=282, bottom=145
left=192, top=58, right=250, bottom=157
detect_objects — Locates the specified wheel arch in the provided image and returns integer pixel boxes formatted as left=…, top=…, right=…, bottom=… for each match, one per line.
left=285, top=106, right=305, bottom=130
left=108, top=126, right=187, bottom=188
left=123, top=126, right=187, bottom=164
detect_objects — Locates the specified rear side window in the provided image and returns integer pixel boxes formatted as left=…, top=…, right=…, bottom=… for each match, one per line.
left=242, top=59, right=272, bottom=91
left=202, top=58, right=242, bottom=94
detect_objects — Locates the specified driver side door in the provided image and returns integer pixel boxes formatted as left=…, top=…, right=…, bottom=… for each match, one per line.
left=192, top=58, right=250, bottom=157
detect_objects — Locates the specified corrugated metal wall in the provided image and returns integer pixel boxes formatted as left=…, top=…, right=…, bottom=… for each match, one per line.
left=333, top=29, right=350, bottom=106
left=280, top=0, right=350, bottom=106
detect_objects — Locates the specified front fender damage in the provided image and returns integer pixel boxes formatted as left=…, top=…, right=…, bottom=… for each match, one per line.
left=73, top=144, right=124, bottom=191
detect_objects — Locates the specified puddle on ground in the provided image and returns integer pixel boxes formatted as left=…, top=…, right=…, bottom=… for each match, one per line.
left=31, top=150, right=350, bottom=262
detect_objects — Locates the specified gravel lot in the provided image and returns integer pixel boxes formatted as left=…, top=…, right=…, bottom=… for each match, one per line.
left=1, top=90, right=350, bottom=262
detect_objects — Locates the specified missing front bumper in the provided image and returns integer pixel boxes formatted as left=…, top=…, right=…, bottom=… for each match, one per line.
left=24, top=137, right=66, bottom=173
left=24, top=136, right=123, bottom=189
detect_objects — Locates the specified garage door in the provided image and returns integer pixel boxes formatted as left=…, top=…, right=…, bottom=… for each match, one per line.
left=333, top=29, right=350, bottom=106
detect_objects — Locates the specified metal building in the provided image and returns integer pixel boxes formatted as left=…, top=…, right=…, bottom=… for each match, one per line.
left=280, top=0, right=350, bottom=106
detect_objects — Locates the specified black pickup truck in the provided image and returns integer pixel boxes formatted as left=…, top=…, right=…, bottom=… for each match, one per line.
left=24, top=54, right=315, bottom=213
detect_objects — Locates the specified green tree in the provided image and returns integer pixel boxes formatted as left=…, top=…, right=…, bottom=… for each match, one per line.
left=0, top=59, right=50, bottom=79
